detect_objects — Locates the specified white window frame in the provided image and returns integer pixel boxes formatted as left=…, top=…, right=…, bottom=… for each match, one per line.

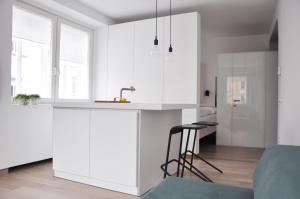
left=12, top=1, right=94, bottom=104
left=55, top=18, right=94, bottom=103
left=12, top=2, right=57, bottom=104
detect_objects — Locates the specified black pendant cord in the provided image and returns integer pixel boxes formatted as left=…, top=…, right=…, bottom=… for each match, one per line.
left=154, top=0, right=158, bottom=45
left=156, top=0, right=158, bottom=37
left=169, top=0, right=173, bottom=52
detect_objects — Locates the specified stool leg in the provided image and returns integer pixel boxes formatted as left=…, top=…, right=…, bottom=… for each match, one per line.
left=199, top=138, right=201, bottom=155
left=163, top=133, right=172, bottom=178
left=176, top=131, right=184, bottom=177
left=197, top=156, right=223, bottom=174
left=181, top=129, right=191, bottom=177
left=190, top=129, right=197, bottom=169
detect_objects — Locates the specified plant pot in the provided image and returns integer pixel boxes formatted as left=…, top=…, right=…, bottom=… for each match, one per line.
left=30, top=99, right=39, bottom=105
left=20, top=99, right=29, bottom=105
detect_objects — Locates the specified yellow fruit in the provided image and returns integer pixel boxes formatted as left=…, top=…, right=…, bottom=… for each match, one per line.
left=120, top=98, right=127, bottom=102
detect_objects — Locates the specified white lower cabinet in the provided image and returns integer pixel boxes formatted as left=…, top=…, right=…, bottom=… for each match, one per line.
left=90, top=110, right=138, bottom=187
left=53, top=108, right=139, bottom=190
left=53, top=107, right=182, bottom=196
left=53, top=109, right=90, bottom=176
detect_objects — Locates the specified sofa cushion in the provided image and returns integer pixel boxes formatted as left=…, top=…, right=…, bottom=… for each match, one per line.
left=253, top=145, right=300, bottom=199
left=143, top=176, right=253, bottom=199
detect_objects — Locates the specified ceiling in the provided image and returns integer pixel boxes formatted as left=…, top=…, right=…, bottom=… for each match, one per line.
left=74, top=0, right=277, bottom=36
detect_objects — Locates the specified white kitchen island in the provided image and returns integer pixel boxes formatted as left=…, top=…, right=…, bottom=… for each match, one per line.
left=52, top=102, right=196, bottom=196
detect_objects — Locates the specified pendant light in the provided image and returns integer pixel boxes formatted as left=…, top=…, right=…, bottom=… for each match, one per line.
left=150, top=0, right=160, bottom=56
left=166, top=0, right=174, bottom=61
left=168, top=0, right=173, bottom=54
left=154, top=0, right=158, bottom=46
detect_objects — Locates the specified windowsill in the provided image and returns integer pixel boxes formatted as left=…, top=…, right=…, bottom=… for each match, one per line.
left=11, top=100, right=92, bottom=106
left=10, top=103, right=53, bottom=106
left=10, top=98, right=53, bottom=106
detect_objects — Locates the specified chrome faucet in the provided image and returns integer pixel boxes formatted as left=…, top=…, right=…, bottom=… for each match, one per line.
left=120, top=86, right=136, bottom=99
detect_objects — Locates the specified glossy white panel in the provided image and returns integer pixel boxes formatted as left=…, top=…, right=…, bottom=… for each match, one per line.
left=217, top=52, right=273, bottom=148
left=217, top=54, right=233, bottom=145
left=231, top=52, right=266, bottom=147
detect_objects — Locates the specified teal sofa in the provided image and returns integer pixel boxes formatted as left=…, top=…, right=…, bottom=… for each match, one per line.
left=143, top=145, right=300, bottom=199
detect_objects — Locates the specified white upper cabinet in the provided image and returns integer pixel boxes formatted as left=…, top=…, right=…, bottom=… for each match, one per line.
left=163, top=13, right=200, bottom=104
left=133, top=18, right=165, bottom=103
left=107, top=22, right=134, bottom=100
left=106, top=13, right=200, bottom=104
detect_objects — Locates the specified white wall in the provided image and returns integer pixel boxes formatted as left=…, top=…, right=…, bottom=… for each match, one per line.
left=0, top=0, right=112, bottom=170
left=0, top=0, right=53, bottom=170
left=200, top=33, right=270, bottom=106
left=277, top=0, right=300, bottom=146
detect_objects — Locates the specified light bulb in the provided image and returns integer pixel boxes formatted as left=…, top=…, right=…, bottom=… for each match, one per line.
left=150, top=44, right=160, bottom=56
left=150, top=37, right=161, bottom=56
left=165, top=45, right=175, bottom=61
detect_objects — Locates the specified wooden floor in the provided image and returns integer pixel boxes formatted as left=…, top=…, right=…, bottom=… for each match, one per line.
left=0, top=145, right=264, bottom=199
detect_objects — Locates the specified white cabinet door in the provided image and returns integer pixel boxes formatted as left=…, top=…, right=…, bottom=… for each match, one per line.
left=217, top=54, right=234, bottom=146
left=217, top=52, right=266, bottom=148
left=163, top=12, right=200, bottom=104
left=53, top=109, right=90, bottom=176
left=133, top=18, right=164, bottom=103
left=107, top=22, right=134, bottom=100
left=90, top=110, right=138, bottom=187
left=231, top=52, right=266, bottom=147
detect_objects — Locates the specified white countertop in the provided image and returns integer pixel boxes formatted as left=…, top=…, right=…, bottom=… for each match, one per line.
left=53, top=102, right=198, bottom=110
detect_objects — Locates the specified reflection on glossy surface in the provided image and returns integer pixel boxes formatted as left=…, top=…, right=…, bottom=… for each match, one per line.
left=227, top=76, right=247, bottom=105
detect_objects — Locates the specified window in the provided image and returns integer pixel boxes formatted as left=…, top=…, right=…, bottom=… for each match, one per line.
left=58, top=23, right=91, bottom=100
left=11, top=7, right=53, bottom=98
left=227, top=76, right=247, bottom=105
left=11, top=3, right=93, bottom=102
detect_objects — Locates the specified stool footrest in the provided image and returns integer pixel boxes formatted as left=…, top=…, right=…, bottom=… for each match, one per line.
left=183, top=150, right=223, bottom=174
left=161, top=158, right=213, bottom=182
left=163, top=123, right=223, bottom=182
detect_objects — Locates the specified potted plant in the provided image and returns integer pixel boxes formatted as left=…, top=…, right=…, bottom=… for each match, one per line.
left=14, top=94, right=30, bottom=105
left=28, top=94, right=40, bottom=105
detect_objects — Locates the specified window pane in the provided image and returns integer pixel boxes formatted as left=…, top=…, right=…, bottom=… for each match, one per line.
left=11, top=7, right=52, bottom=98
left=58, top=23, right=90, bottom=100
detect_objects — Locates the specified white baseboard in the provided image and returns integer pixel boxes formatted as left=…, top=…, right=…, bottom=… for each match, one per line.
left=54, top=170, right=140, bottom=196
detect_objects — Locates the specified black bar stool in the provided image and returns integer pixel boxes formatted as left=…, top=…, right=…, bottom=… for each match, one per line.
left=161, top=124, right=215, bottom=182
left=190, top=121, right=223, bottom=174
